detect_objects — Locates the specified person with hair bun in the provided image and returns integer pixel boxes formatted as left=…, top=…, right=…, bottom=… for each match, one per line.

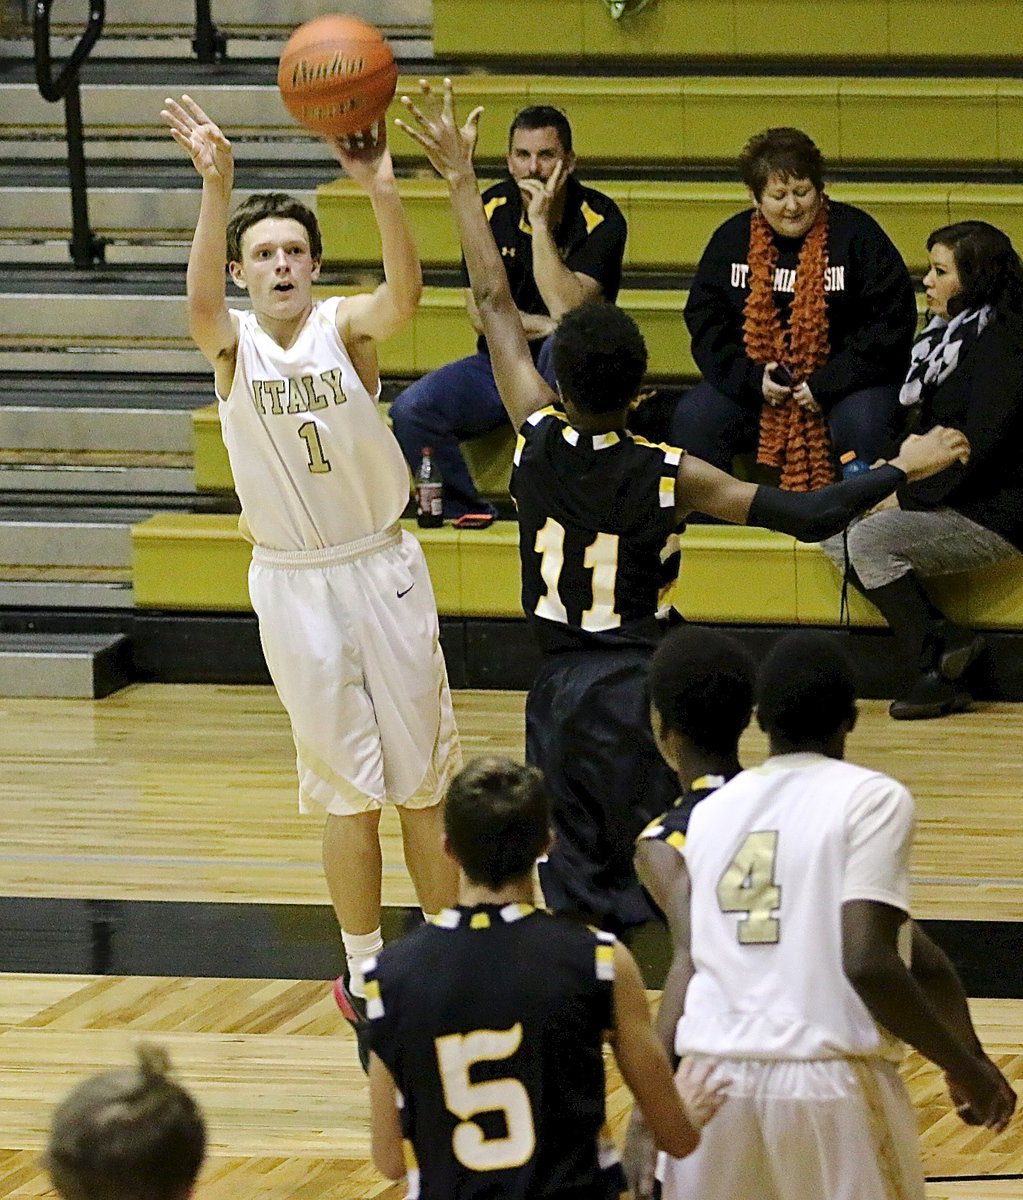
left=46, top=1043, right=206, bottom=1200
left=825, top=220, right=1023, bottom=719
left=674, top=127, right=918, bottom=492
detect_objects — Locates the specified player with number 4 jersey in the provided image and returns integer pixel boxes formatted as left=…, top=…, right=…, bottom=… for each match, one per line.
left=639, top=633, right=1015, bottom=1200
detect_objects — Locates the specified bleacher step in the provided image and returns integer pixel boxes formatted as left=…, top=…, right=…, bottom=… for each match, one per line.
left=0, top=462, right=195, bottom=495
left=0, top=403, right=193, bottom=454
left=0, top=632, right=133, bottom=697
left=0, top=579, right=133, bottom=609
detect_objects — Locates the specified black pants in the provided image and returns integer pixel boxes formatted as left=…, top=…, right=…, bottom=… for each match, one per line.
left=527, top=647, right=677, bottom=933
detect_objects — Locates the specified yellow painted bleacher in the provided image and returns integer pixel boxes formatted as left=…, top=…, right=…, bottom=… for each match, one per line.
left=131, top=516, right=1023, bottom=630
left=320, top=179, right=1023, bottom=274
left=432, top=0, right=1023, bottom=63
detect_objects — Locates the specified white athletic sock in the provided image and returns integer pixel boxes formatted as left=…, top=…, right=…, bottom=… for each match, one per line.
left=341, top=928, right=383, bottom=999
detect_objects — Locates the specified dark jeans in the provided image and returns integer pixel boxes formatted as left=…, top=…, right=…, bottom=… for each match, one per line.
left=668, top=379, right=905, bottom=473
left=390, top=338, right=556, bottom=518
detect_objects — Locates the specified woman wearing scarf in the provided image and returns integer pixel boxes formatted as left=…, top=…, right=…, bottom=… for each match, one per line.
left=826, top=221, right=1023, bottom=719
left=673, top=127, right=917, bottom=492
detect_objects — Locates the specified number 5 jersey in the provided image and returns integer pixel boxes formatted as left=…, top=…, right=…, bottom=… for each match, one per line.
left=364, top=905, right=625, bottom=1200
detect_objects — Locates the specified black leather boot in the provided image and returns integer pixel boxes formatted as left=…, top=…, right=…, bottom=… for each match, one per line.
left=863, top=574, right=978, bottom=719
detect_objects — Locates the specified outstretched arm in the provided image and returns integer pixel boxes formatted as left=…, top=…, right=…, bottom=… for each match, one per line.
left=675, top=426, right=971, bottom=539
left=161, top=95, right=238, bottom=391
left=331, top=123, right=423, bottom=347
left=397, top=78, right=556, bottom=430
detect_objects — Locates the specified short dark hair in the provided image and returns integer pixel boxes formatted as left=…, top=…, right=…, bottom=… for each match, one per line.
left=551, top=301, right=648, bottom=415
left=927, top=220, right=1023, bottom=322
left=738, top=127, right=825, bottom=200
left=226, top=192, right=323, bottom=264
left=444, top=757, right=550, bottom=889
left=756, top=631, right=856, bottom=746
left=509, top=105, right=573, bottom=153
left=46, top=1043, right=206, bottom=1200
left=649, top=627, right=755, bottom=758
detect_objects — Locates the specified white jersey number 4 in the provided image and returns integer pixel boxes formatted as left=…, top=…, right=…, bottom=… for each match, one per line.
left=716, top=830, right=782, bottom=944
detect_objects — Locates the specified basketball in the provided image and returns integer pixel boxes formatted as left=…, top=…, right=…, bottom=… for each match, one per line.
left=277, top=14, right=397, bottom=139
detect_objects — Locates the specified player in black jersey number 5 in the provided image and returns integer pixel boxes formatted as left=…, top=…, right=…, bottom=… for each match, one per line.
left=365, top=757, right=727, bottom=1199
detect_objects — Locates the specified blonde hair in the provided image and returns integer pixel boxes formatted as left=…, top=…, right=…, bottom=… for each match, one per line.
left=46, top=1043, right=206, bottom=1200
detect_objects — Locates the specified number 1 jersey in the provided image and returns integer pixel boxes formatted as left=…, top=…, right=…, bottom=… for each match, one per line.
left=220, top=296, right=410, bottom=551
left=510, top=409, right=683, bottom=653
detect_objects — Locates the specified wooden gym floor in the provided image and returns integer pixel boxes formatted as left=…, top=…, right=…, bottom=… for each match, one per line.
left=1, top=684, right=1022, bottom=1198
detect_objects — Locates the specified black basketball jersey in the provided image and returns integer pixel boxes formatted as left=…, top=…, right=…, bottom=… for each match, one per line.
left=510, top=408, right=684, bottom=653
left=635, top=775, right=729, bottom=857
left=365, top=904, right=624, bottom=1200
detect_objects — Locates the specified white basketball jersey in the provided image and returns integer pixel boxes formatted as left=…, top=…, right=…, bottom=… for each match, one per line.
left=219, top=297, right=410, bottom=550
left=677, top=753, right=914, bottom=1061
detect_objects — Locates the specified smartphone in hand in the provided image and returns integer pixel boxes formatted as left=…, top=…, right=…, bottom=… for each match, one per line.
left=769, top=363, right=794, bottom=387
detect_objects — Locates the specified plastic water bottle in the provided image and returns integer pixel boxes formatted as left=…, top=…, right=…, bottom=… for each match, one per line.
left=840, top=450, right=871, bottom=478
left=416, top=447, right=444, bottom=528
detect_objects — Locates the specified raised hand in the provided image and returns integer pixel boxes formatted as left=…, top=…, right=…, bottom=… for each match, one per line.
left=395, top=77, right=483, bottom=184
left=161, top=95, right=233, bottom=190
left=518, top=158, right=567, bottom=229
left=327, top=119, right=395, bottom=191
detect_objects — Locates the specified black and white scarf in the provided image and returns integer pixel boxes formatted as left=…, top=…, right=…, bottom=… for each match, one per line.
left=900, top=305, right=992, bottom=406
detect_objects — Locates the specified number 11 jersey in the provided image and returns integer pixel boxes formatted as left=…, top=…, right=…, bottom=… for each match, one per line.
left=511, top=408, right=683, bottom=653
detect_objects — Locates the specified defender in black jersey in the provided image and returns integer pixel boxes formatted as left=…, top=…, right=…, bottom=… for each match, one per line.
left=399, top=80, right=971, bottom=931
left=625, top=628, right=755, bottom=1195
left=365, top=757, right=726, bottom=1199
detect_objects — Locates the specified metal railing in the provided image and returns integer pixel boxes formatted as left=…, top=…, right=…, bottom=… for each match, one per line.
left=33, top=0, right=107, bottom=267
left=193, top=0, right=226, bottom=63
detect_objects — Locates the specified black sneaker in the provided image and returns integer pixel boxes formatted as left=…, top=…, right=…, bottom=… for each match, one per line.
left=333, top=975, right=371, bottom=1073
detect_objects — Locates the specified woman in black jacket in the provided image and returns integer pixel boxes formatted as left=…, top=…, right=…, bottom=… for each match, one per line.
left=828, top=220, right=1023, bottom=719
left=673, top=127, right=918, bottom=490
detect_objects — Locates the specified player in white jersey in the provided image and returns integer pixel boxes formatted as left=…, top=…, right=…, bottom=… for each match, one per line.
left=161, top=96, right=462, bottom=1061
left=626, top=630, right=1015, bottom=1200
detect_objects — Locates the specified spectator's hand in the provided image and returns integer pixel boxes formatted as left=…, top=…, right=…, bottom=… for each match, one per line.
left=946, top=1056, right=1017, bottom=1132
left=891, top=426, right=970, bottom=482
left=518, top=158, right=567, bottom=230
left=621, top=1109, right=658, bottom=1200
left=762, top=362, right=792, bottom=407
left=792, top=381, right=821, bottom=413
left=396, top=77, right=482, bottom=186
left=327, top=120, right=394, bottom=190
left=676, top=1056, right=729, bottom=1130
left=161, top=95, right=233, bottom=190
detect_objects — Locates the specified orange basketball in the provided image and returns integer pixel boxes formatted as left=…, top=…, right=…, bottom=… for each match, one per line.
left=277, top=14, right=397, bottom=139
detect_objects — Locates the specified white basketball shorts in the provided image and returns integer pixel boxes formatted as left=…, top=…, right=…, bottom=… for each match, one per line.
left=249, top=524, right=462, bottom=816
left=659, top=1056, right=925, bottom=1200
